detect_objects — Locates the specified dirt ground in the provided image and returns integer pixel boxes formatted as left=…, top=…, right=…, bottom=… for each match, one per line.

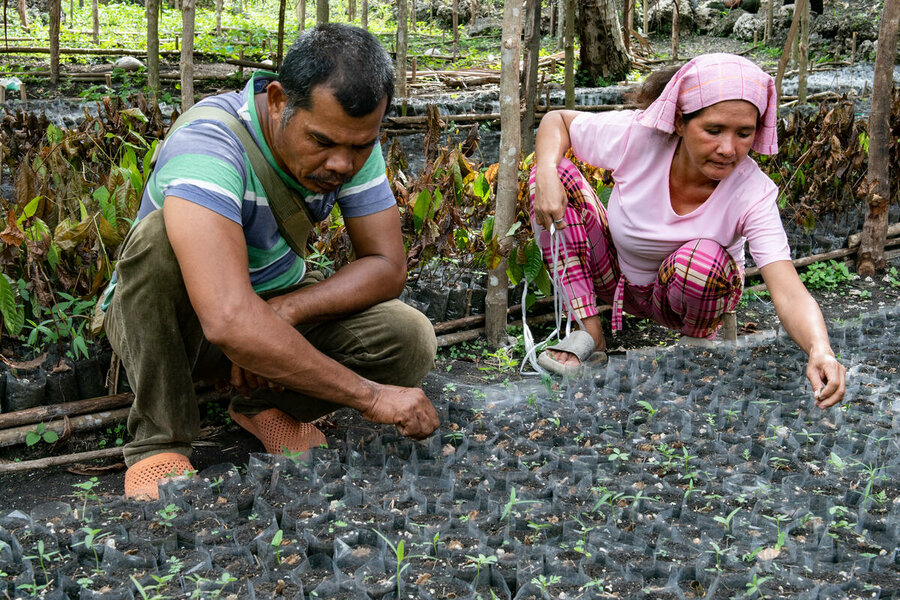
left=1, top=254, right=897, bottom=514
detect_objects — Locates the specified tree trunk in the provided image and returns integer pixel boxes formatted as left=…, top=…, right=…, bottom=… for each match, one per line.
left=69, top=0, right=73, bottom=28
left=470, top=0, right=477, bottom=25
left=452, top=0, right=459, bottom=57
left=775, top=0, right=806, bottom=101
left=348, top=0, right=355, bottom=21
left=486, top=0, right=523, bottom=348
left=317, top=0, right=328, bottom=23
left=18, top=0, right=29, bottom=31
left=671, top=0, right=679, bottom=60
left=857, top=0, right=899, bottom=276
left=396, top=0, right=408, bottom=99
left=147, top=0, right=160, bottom=107
left=557, top=0, right=565, bottom=48
left=521, top=0, right=541, bottom=154
left=276, top=0, right=286, bottom=68
left=216, top=0, right=224, bottom=35
left=361, top=0, right=368, bottom=29
left=49, top=0, right=61, bottom=84
left=765, top=0, right=773, bottom=43
left=564, top=0, right=575, bottom=108
left=409, top=0, right=414, bottom=30
left=622, top=0, right=632, bottom=54
left=643, top=0, right=648, bottom=34
left=297, top=0, right=306, bottom=30
left=797, top=0, right=809, bottom=103
left=550, top=0, right=556, bottom=37
left=181, top=0, right=196, bottom=110
left=92, top=0, right=99, bottom=44
left=577, top=0, right=631, bottom=85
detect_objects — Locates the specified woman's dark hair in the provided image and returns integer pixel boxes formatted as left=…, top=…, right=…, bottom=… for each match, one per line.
left=630, top=64, right=702, bottom=125
left=278, top=23, right=394, bottom=123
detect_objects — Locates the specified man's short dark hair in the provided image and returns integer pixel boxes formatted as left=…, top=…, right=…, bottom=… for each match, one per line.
left=278, top=23, right=394, bottom=123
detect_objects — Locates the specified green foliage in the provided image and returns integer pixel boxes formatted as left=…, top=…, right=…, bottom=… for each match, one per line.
left=25, top=422, right=59, bottom=447
left=800, top=260, right=854, bottom=290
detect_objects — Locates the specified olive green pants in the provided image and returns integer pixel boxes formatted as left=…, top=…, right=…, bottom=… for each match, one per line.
left=104, top=211, right=437, bottom=466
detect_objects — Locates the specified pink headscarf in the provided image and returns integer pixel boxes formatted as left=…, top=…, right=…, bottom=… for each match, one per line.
left=636, top=53, right=779, bottom=155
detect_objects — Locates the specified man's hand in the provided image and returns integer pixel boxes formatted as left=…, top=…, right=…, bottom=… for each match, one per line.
left=230, top=363, right=284, bottom=398
left=807, top=351, right=846, bottom=409
left=360, top=383, right=439, bottom=440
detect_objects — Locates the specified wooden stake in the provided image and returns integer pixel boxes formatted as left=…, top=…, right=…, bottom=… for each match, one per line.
left=720, top=311, right=738, bottom=342
left=20, top=85, right=26, bottom=104
left=180, top=0, right=196, bottom=110
left=775, top=0, right=807, bottom=101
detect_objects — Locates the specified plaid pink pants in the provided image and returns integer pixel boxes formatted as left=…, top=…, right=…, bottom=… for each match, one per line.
left=530, top=159, right=743, bottom=339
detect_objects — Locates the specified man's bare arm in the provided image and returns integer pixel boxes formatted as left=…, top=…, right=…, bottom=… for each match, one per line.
left=163, top=197, right=438, bottom=438
left=268, top=205, right=407, bottom=326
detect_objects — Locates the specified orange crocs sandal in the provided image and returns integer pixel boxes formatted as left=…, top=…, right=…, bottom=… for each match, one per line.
left=228, top=406, right=326, bottom=454
left=124, top=452, right=195, bottom=500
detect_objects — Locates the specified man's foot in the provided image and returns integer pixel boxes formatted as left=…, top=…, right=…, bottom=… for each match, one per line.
left=124, top=452, right=195, bottom=500
left=228, top=406, right=327, bottom=454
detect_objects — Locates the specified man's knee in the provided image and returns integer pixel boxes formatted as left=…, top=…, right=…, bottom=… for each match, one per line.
left=389, top=302, right=437, bottom=384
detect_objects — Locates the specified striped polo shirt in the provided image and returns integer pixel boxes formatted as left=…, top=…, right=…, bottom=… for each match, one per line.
left=110, top=70, right=394, bottom=303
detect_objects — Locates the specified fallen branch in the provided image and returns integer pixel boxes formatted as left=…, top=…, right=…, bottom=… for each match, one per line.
left=433, top=297, right=554, bottom=334
left=0, top=393, right=133, bottom=430
left=436, top=304, right=613, bottom=347
left=0, top=408, right=131, bottom=449
left=384, top=104, right=636, bottom=127
left=0, top=447, right=124, bottom=474
left=744, top=234, right=900, bottom=279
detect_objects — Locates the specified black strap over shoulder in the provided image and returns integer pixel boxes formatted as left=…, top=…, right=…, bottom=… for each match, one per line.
left=159, top=105, right=315, bottom=258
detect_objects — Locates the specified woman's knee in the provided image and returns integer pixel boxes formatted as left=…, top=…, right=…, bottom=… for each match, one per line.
left=661, top=239, right=741, bottom=296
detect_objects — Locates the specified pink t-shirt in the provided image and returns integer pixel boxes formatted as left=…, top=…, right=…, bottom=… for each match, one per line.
left=569, top=110, right=790, bottom=285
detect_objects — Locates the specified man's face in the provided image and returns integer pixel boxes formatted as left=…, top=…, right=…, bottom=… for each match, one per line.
left=267, top=83, right=386, bottom=194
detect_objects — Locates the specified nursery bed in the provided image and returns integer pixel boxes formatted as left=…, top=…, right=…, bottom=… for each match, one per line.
left=2, top=301, right=899, bottom=599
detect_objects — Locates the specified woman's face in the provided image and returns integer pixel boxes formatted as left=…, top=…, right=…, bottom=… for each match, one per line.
left=674, top=100, right=759, bottom=182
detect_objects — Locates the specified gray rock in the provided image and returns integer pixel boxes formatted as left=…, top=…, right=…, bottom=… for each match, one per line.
left=113, top=56, right=145, bottom=71
left=709, top=7, right=747, bottom=36
left=648, top=0, right=702, bottom=33
left=733, top=12, right=764, bottom=40
left=467, top=17, right=501, bottom=37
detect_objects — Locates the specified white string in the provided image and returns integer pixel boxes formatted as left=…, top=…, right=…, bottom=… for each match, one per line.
left=519, top=221, right=585, bottom=375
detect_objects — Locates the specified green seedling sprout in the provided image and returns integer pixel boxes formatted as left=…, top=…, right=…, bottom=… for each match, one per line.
left=74, top=527, right=108, bottom=574
left=270, top=529, right=284, bottom=566
left=72, top=476, right=101, bottom=520
left=464, top=553, right=497, bottom=583
left=432, top=532, right=441, bottom=556
left=526, top=520, right=552, bottom=542
left=636, top=400, right=659, bottom=419
left=762, top=513, right=792, bottom=551
left=531, top=574, right=561, bottom=595
left=713, top=507, right=741, bottom=535
left=373, top=530, right=425, bottom=595
left=500, top=487, right=540, bottom=533
left=155, top=504, right=180, bottom=528
left=23, top=539, right=59, bottom=592
left=131, top=574, right=172, bottom=600
left=706, top=541, right=726, bottom=572
left=25, top=422, right=59, bottom=447
left=744, top=573, right=771, bottom=598
left=607, top=447, right=629, bottom=462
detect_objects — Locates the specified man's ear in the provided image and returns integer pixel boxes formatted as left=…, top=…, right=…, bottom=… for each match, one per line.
left=673, top=109, right=685, bottom=136
left=266, top=81, right=288, bottom=122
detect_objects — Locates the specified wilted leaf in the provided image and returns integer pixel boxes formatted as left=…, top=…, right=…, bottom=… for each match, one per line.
left=54, top=217, right=93, bottom=251
left=0, top=209, right=25, bottom=248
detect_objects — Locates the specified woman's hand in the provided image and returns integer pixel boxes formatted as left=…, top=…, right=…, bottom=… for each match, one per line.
left=533, top=163, right=569, bottom=231
left=806, top=350, right=846, bottom=409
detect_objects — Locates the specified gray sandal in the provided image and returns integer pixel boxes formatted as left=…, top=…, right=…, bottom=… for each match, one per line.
left=537, top=330, right=607, bottom=377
